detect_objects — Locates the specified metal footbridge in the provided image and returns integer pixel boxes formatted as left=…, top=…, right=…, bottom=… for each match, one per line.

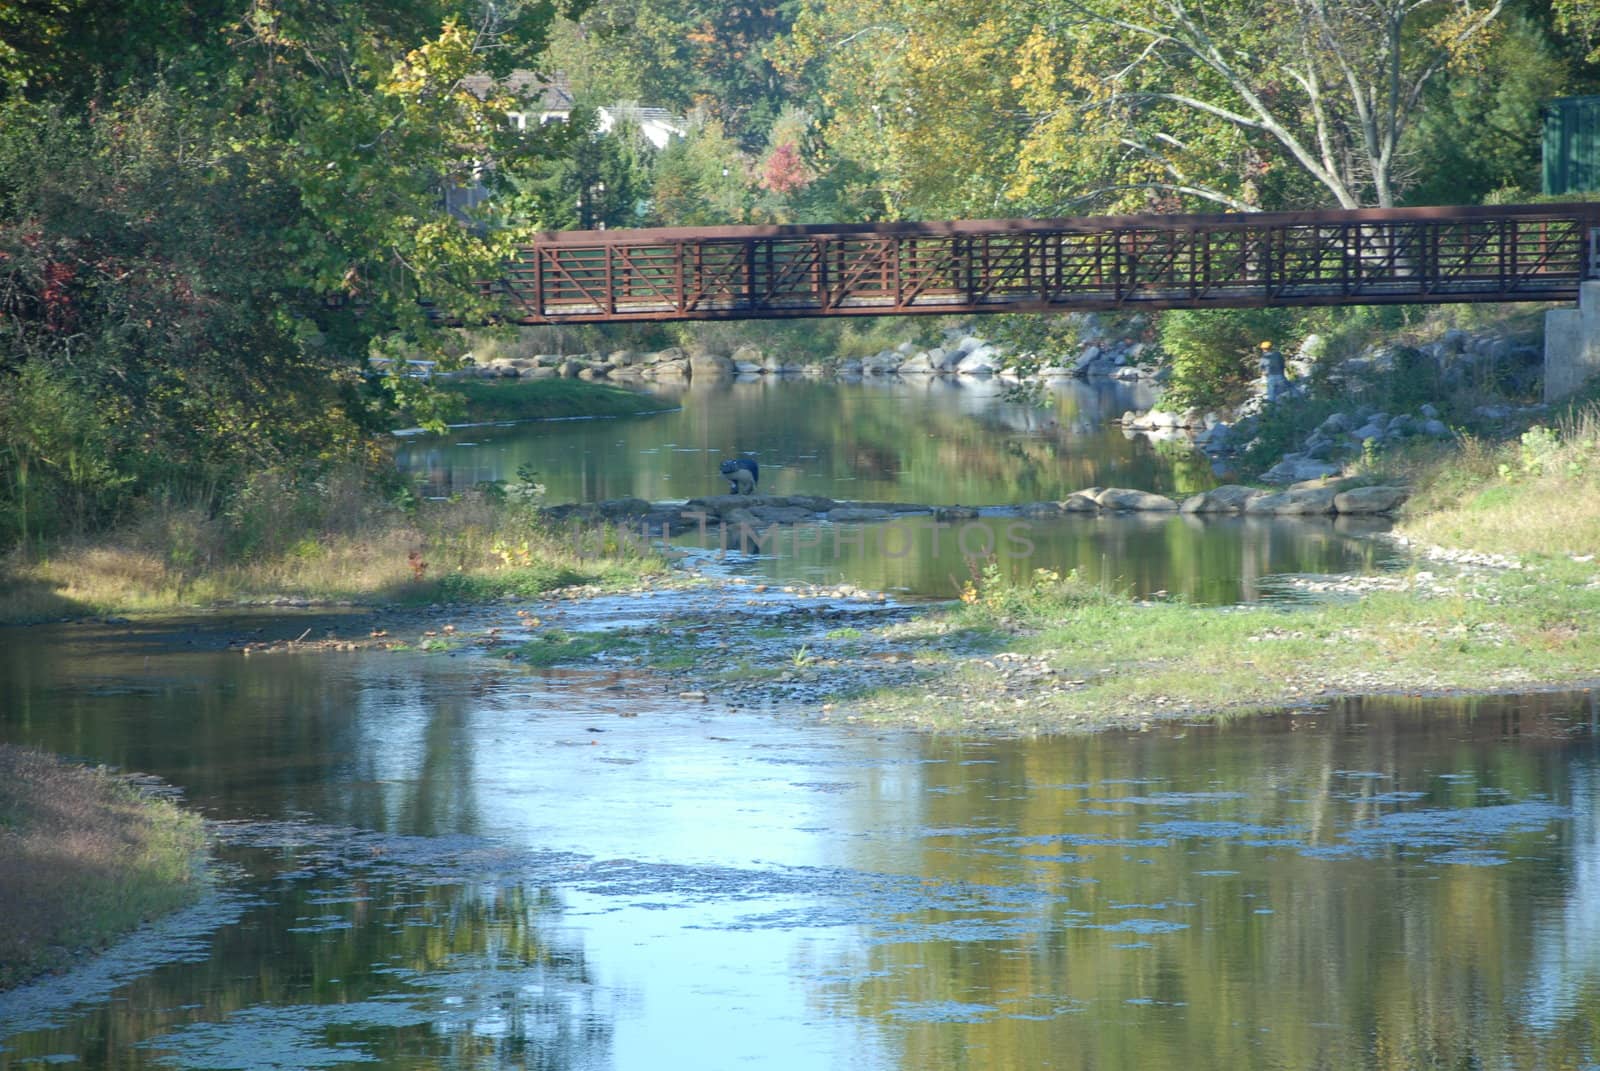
left=475, top=202, right=1600, bottom=324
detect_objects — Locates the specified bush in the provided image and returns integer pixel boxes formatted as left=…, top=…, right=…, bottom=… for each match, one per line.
left=0, top=363, right=133, bottom=545
left=1158, top=307, right=1303, bottom=410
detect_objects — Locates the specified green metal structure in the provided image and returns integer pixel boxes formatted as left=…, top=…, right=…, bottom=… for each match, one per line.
left=1544, top=96, right=1600, bottom=196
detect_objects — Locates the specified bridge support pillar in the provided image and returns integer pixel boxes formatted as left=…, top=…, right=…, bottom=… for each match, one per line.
left=1545, top=281, right=1600, bottom=404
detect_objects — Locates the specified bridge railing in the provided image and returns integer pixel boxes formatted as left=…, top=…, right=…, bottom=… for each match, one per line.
left=485, top=203, right=1600, bottom=324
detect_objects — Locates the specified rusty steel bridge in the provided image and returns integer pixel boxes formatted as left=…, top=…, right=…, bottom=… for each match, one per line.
left=474, top=203, right=1600, bottom=325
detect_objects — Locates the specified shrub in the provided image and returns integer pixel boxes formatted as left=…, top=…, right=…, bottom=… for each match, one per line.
left=1158, top=307, right=1303, bottom=410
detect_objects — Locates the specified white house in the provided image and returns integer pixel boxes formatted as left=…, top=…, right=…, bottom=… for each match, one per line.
left=447, top=72, right=685, bottom=222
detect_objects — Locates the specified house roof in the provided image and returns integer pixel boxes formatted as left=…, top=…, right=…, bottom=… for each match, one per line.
left=460, top=71, right=574, bottom=112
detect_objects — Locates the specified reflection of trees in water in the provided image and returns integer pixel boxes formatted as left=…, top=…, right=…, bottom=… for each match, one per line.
left=1, top=868, right=611, bottom=1069
left=1524, top=754, right=1600, bottom=1046
left=394, top=378, right=1166, bottom=507
left=745, top=512, right=1387, bottom=602
left=818, top=696, right=1595, bottom=1070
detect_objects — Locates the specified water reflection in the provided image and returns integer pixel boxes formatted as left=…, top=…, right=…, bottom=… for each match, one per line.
left=1, top=619, right=1597, bottom=1070
left=397, top=377, right=1394, bottom=602
left=686, top=511, right=1393, bottom=602
left=394, top=377, right=1168, bottom=506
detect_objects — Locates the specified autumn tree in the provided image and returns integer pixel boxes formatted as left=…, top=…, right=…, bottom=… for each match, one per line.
left=0, top=0, right=586, bottom=541
left=543, top=0, right=799, bottom=149
left=788, top=0, right=1511, bottom=215
left=1022, top=0, right=1509, bottom=209
left=781, top=0, right=1034, bottom=219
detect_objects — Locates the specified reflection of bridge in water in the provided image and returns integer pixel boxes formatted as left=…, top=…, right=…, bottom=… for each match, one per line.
left=480, top=203, right=1600, bottom=324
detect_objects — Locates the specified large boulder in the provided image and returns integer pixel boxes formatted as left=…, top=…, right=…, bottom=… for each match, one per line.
left=1180, top=485, right=1260, bottom=513
left=955, top=346, right=1002, bottom=375
left=1333, top=485, right=1408, bottom=514
left=1260, top=456, right=1343, bottom=484
left=644, top=359, right=689, bottom=381
left=595, top=497, right=654, bottom=520
left=827, top=506, right=895, bottom=522
left=861, top=350, right=903, bottom=375
left=1071, top=345, right=1103, bottom=373
left=728, top=344, right=762, bottom=369
left=688, top=350, right=734, bottom=378
left=781, top=495, right=838, bottom=513
left=1060, top=493, right=1100, bottom=512
left=1244, top=487, right=1339, bottom=515
left=748, top=504, right=818, bottom=525
left=897, top=351, right=936, bottom=375
left=1097, top=488, right=1179, bottom=511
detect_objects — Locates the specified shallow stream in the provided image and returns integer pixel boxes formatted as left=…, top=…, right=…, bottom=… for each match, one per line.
left=0, top=608, right=1596, bottom=1069
left=394, top=378, right=1389, bottom=602
left=4, top=379, right=1595, bottom=1069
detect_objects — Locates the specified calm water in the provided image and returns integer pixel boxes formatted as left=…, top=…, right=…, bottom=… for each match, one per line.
left=394, top=378, right=1392, bottom=602
left=1, top=611, right=1598, bottom=1070
left=5, top=380, right=1591, bottom=1069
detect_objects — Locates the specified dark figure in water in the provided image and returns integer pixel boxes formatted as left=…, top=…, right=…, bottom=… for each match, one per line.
left=719, top=456, right=759, bottom=495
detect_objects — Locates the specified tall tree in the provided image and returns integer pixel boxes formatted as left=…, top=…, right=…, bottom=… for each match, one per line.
left=789, top=0, right=1510, bottom=215
left=0, top=0, right=586, bottom=539
left=1025, top=0, right=1508, bottom=209
left=781, top=0, right=1033, bottom=219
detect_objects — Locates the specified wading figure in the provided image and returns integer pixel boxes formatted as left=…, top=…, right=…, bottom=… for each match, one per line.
left=1260, top=341, right=1290, bottom=404
left=719, top=456, right=759, bottom=495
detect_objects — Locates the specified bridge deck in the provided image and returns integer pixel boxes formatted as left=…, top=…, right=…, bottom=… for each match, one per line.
left=484, top=203, right=1600, bottom=324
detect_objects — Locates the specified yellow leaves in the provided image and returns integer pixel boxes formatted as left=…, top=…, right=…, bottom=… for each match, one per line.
left=1421, top=3, right=1504, bottom=74
left=1011, top=27, right=1064, bottom=108
left=382, top=18, right=476, bottom=102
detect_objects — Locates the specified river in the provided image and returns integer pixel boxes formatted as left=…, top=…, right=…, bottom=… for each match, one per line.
left=2, top=378, right=1596, bottom=1070
left=394, top=378, right=1389, bottom=602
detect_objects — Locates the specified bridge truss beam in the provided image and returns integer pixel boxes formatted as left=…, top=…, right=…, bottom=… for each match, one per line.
left=486, top=203, right=1600, bottom=324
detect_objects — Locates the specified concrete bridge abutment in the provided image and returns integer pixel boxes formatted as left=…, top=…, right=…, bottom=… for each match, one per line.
left=1546, top=280, right=1600, bottom=404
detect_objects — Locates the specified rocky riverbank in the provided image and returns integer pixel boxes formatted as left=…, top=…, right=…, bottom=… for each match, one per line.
left=458, top=322, right=1157, bottom=386
left=541, top=481, right=1411, bottom=539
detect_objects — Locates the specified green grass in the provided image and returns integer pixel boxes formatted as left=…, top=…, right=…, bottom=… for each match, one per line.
left=0, top=480, right=670, bottom=625
left=852, top=561, right=1600, bottom=732
left=0, top=746, right=208, bottom=989
left=420, top=378, right=671, bottom=425
left=517, top=625, right=701, bottom=670
left=1396, top=407, right=1600, bottom=557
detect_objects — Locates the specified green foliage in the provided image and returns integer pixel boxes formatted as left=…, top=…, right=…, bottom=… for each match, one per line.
left=985, top=314, right=1082, bottom=376
left=648, top=112, right=754, bottom=224
left=516, top=627, right=641, bottom=665
left=419, top=377, right=665, bottom=425
left=1158, top=308, right=1301, bottom=410
left=543, top=0, right=799, bottom=151
left=0, top=2, right=577, bottom=546
left=0, top=364, right=132, bottom=544
left=505, top=103, right=657, bottom=230
left=1403, top=14, right=1573, bottom=205
left=1506, top=424, right=1564, bottom=479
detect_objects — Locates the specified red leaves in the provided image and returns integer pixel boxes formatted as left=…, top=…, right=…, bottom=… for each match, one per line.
left=40, top=260, right=77, bottom=331
left=759, top=141, right=810, bottom=195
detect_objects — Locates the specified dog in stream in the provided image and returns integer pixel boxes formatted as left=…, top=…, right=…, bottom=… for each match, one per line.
left=718, top=456, right=759, bottom=495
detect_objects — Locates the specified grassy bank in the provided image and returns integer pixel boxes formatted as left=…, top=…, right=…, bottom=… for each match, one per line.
left=415, top=377, right=674, bottom=426
left=0, top=746, right=208, bottom=990
left=0, top=476, right=668, bottom=625
left=833, top=410, right=1600, bottom=732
